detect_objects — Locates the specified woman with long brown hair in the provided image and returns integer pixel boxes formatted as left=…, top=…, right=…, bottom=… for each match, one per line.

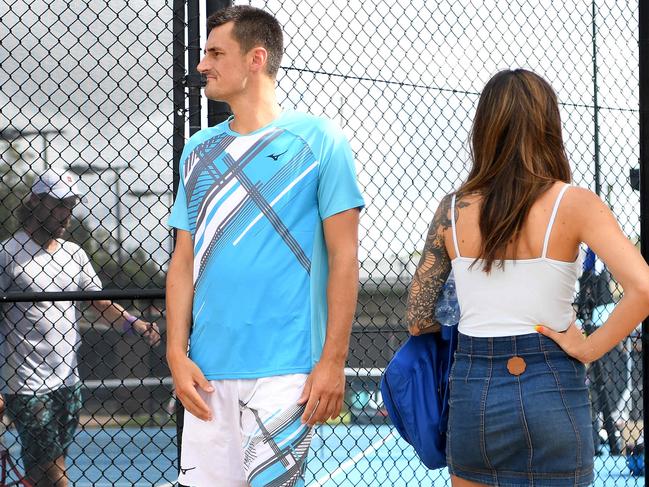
left=406, top=69, right=649, bottom=486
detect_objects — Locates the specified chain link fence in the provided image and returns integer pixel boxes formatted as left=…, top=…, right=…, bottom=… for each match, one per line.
left=1, top=0, right=175, bottom=484
left=0, top=0, right=643, bottom=485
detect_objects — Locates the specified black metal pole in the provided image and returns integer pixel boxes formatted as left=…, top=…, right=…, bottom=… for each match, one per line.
left=172, top=0, right=185, bottom=202
left=174, top=1, right=201, bottom=478
left=187, top=0, right=202, bottom=136
left=640, top=0, right=649, bottom=482
left=591, top=0, right=601, bottom=196
left=205, top=0, right=232, bottom=127
left=172, top=0, right=186, bottom=470
left=0, top=289, right=165, bottom=303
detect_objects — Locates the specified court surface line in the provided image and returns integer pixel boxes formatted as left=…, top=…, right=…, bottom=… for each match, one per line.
left=311, top=429, right=397, bottom=486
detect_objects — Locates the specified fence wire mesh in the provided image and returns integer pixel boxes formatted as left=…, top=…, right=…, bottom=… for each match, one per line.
left=0, top=0, right=643, bottom=485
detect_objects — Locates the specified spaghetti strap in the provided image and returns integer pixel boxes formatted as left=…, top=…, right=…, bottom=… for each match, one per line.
left=541, top=184, right=571, bottom=258
left=451, top=194, right=461, bottom=258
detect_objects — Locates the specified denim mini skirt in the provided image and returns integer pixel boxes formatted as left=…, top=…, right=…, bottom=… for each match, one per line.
left=446, top=333, right=594, bottom=486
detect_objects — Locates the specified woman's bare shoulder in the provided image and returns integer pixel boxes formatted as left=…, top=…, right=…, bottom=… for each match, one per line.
left=562, top=186, right=607, bottom=212
left=561, top=185, right=614, bottom=238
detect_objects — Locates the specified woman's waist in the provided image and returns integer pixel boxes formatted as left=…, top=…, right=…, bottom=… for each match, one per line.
left=458, top=307, right=574, bottom=338
left=456, top=331, right=567, bottom=355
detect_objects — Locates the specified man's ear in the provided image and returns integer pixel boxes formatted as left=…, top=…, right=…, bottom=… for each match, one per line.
left=249, top=46, right=268, bottom=74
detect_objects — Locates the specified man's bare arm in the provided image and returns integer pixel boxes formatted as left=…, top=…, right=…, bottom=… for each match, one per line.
left=299, top=208, right=360, bottom=426
left=166, top=230, right=213, bottom=421
left=166, top=230, right=194, bottom=360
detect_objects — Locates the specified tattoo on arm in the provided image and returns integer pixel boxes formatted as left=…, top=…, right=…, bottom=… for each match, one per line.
left=406, top=194, right=469, bottom=334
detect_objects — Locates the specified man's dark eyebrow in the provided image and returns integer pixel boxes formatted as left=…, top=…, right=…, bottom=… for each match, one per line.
left=204, top=46, right=223, bottom=54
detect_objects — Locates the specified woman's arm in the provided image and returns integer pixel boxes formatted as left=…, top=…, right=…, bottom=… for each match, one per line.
left=406, top=194, right=464, bottom=335
left=537, top=188, right=649, bottom=362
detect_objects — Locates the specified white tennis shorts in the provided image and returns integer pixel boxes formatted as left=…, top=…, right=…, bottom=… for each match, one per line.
left=178, top=373, right=313, bottom=487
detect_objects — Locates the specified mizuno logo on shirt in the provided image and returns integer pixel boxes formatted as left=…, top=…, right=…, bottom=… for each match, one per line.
left=180, top=466, right=196, bottom=474
left=267, top=150, right=288, bottom=161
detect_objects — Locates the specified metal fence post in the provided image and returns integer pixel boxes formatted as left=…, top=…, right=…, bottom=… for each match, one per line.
left=591, top=0, right=601, bottom=197
left=206, top=0, right=232, bottom=127
left=640, top=0, right=649, bottom=482
left=187, top=0, right=202, bottom=136
left=173, top=0, right=186, bottom=201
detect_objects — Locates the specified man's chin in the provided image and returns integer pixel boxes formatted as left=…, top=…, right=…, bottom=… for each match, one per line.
left=204, top=87, right=227, bottom=103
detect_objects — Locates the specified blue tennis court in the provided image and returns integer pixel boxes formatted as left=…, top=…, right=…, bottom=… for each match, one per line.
left=1, top=424, right=642, bottom=486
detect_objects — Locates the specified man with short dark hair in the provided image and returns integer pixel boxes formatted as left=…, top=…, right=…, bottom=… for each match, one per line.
left=0, top=168, right=160, bottom=487
left=166, top=6, right=364, bottom=486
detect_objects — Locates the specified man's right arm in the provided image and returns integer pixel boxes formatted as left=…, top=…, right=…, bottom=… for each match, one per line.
left=166, top=229, right=214, bottom=421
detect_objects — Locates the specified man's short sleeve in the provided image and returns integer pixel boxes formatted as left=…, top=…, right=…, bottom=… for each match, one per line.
left=168, top=175, right=190, bottom=231
left=77, top=249, right=102, bottom=292
left=168, top=144, right=191, bottom=232
left=317, top=124, right=365, bottom=220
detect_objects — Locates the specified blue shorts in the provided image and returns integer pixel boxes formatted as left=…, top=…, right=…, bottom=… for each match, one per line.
left=5, top=383, right=82, bottom=472
left=446, top=333, right=594, bottom=487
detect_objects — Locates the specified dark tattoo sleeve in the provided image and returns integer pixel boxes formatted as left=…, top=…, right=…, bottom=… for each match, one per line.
left=406, top=194, right=469, bottom=334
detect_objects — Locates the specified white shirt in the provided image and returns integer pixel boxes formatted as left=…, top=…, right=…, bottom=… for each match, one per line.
left=450, top=185, right=583, bottom=337
left=0, top=231, right=102, bottom=394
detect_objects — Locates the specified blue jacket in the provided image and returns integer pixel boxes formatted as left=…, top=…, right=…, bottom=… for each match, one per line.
left=380, top=324, right=458, bottom=470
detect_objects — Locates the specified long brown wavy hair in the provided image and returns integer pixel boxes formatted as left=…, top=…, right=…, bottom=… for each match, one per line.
left=458, top=69, right=571, bottom=272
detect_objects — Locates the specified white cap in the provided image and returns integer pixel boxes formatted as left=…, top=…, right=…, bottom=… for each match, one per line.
left=32, top=168, right=84, bottom=200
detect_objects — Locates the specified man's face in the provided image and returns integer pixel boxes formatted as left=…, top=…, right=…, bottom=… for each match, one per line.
left=197, top=22, right=249, bottom=102
left=32, top=194, right=77, bottom=239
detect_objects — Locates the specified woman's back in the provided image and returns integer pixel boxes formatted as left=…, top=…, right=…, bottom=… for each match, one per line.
left=447, top=182, right=582, bottom=337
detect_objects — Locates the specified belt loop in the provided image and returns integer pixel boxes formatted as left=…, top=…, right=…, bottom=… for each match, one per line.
left=511, top=335, right=517, bottom=356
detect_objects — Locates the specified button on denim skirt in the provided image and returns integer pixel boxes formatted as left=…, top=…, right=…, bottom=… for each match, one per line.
left=446, top=333, right=594, bottom=487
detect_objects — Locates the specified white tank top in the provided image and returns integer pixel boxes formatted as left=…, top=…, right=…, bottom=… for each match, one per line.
left=450, top=184, right=582, bottom=337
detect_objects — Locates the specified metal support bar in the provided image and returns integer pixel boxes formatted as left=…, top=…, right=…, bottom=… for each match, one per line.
left=0, top=290, right=165, bottom=303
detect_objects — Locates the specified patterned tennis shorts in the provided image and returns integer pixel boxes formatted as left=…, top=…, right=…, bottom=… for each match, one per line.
left=5, top=383, right=83, bottom=471
left=179, top=374, right=313, bottom=487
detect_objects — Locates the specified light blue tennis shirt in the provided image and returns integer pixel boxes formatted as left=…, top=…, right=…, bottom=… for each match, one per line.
left=169, top=111, right=365, bottom=379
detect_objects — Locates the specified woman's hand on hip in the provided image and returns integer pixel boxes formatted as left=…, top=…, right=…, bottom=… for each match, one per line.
left=535, top=322, right=594, bottom=364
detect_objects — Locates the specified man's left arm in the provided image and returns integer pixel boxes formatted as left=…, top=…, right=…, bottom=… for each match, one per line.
left=299, top=208, right=360, bottom=426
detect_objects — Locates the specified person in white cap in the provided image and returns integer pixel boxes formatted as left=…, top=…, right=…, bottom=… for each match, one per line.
left=0, top=167, right=161, bottom=487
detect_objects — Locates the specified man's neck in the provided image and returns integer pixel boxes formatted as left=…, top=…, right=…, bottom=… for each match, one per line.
left=226, top=83, right=281, bottom=135
left=24, top=227, right=59, bottom=252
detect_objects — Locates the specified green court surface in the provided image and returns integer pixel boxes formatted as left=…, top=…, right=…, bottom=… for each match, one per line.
left=0, top=425, right=643, bottom=486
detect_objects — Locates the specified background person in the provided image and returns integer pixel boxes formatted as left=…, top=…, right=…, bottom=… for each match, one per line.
left=0, top=167, right=161, bottom=487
